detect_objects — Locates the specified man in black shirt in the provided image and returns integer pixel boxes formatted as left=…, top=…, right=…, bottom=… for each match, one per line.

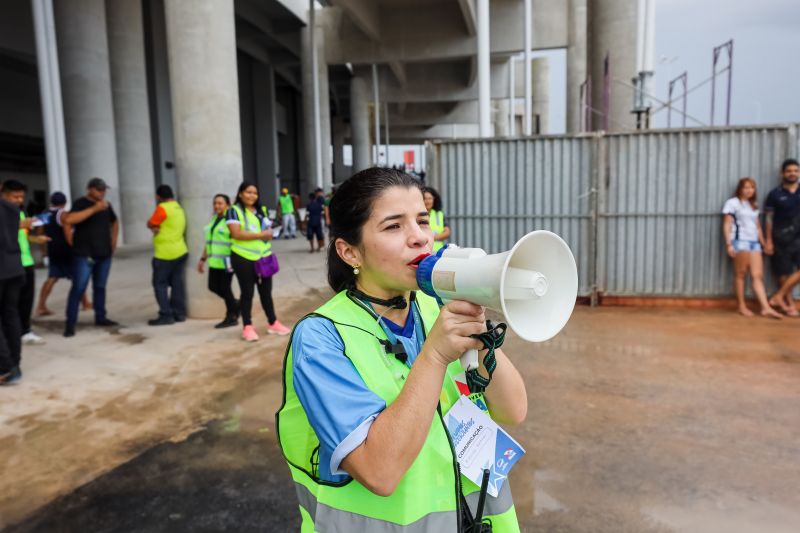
left=0, top=180, right=26, bottom=384
left=764, top=159, right=800, bottom=315
left=62, top=178, right=120, bottom=337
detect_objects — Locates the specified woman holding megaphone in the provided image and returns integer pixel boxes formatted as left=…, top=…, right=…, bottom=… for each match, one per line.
left=276, top=168, right=527, bottom=532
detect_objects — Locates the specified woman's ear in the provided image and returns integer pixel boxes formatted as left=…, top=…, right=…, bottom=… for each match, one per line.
left=335, top=237, right=361, bottom=268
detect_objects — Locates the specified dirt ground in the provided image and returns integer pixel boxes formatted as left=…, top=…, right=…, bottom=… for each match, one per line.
left=2, top=240, right=799, bottom=532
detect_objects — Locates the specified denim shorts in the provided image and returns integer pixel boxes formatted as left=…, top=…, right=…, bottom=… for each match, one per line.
left=732, top=239, right=761, bottom=252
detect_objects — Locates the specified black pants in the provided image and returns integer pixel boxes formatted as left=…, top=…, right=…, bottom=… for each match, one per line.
left=0, top=275, right=24, bottom=373
left=208, top=267, right=238, bottom=319
left=19, top=266, right=34, bottom=335
left=152, top=254, right=188, bottom=320
left=231, top=252, right=276, bottom=326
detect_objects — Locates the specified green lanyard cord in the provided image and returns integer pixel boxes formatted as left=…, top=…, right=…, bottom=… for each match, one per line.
left=465, top=321, right=507, bottom=394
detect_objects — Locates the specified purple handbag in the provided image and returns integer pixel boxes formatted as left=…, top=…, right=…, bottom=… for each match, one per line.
left=254, top=253, right=279, bottom=278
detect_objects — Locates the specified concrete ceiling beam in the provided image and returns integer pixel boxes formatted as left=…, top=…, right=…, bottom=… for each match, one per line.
left=458, top=0, right=477, bottom=35
left=389, top=61, right=407, bottom=87
left=235, top=0, right=301, bottom=56
left=321, top=0, right=567, bottom=66
left=329, top=0, right=380, bottom=42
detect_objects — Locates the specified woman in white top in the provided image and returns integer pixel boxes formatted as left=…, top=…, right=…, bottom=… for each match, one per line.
left=722, top=177, right=781, bottom=318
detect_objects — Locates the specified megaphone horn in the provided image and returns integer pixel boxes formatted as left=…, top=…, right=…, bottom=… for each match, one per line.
left=416, top=230, right=578, bottom=370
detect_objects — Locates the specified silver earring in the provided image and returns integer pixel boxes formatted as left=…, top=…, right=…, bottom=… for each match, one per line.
left=353, top=265, right=360, bottom=275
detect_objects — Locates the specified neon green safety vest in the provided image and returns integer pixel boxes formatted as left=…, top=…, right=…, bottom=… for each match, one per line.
left=153, top=201, right=188, bottom=260
left=19, top=212, right=33, bottom=267
left=204, top=215, right=232, bottom=270
left=276, top=290, right=520, bottom=532
left=430, top=209, right=446, bottom=253
left=230, top=204, right=272, bottom=261
left=280, top=194, right=295, bottom=215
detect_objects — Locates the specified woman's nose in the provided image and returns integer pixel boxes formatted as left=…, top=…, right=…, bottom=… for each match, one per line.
left=409, top=224, right=431, bottom=248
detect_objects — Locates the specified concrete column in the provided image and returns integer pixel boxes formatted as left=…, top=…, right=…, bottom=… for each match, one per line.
left=107, top=0, right=157, bottom=245
left=32, top=0, right=70, bottom=201
left=495, top=99, right=509, bottom=137
left=476, top=0, right=491, bottom=137
left=253, top=62, right=280, bottom=210
left=532, top=57, right=550, bottom=134
left=54, top=0, right=121, bottom=217
left=301, top=23, right=330, bottom=193
left=349, top=74, right=370, bottom=172
left=317, top=27, right=332, bottom=191
left=588, top=0, right=637, bottom=131
left=508, top=56, right=515, bottom=137
left=164, top=0, right=243, bottom=317
left=566, top=0, right=587, bottom=133
left=371, top=64, right=381, bottom=164
left=332, top=116, right=347, bottom=182
left=523, top=0, right=532, bottom=135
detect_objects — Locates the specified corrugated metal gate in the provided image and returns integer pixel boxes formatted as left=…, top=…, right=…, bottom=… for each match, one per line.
left=428, top=124, right=799, bottom=301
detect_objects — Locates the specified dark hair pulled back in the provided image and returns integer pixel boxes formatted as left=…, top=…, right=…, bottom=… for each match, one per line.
left=327, top=167, right=423, bottom=292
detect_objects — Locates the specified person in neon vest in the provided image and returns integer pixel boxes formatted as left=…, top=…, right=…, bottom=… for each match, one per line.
left=423, top=186, right=450, bottom=253
left=277, top=168, right=527, bottom=531
left=197, top=193, right=239, bottom=329
left=278, top=187, right=297, bottom=239
left=146, top=184, right=189, bottom=326
left=227, top=181, right=290, bottom=340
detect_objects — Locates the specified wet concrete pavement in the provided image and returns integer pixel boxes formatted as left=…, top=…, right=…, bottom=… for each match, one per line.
left=2, top=239, right=800, bottom=532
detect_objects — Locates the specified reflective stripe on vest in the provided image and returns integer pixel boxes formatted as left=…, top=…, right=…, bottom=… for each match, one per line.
left=230, top=205, right=271, bottom=261
left=279, top=194, right=295, bottom=214
left=19, top=212, right=33, bottom=267
left=429, top=209, right=445, bottom=253
left=276, top=290, right=520, bottom=532
left=204, top=216, right=231, bottom=270
left=153, top=201, right=188, bottom=260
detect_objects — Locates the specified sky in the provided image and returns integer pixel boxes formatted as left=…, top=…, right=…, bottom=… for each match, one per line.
left=534, top=0, right=800, bottom=134
left=652, top=0, right=800, bottom=128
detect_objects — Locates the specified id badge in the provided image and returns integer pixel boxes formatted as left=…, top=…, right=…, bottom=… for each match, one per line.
left=444, top=396, right=525, bottom=497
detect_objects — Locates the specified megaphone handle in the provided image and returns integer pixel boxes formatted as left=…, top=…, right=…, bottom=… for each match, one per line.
left=460, top=348, right=479, bottom=371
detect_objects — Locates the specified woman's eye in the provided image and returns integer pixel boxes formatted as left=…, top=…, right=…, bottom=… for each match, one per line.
left=385, top=224, right=400, bottom=230
left=418, top=220, right=429, bottom=226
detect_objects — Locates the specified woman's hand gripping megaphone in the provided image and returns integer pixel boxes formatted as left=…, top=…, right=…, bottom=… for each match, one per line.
left=422, top=300, right=487, bottom=368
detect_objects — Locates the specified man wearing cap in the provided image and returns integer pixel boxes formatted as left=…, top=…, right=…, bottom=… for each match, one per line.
left=61, top=178, right=120, bottom=337
left=278, top=187, right=297, bottom=239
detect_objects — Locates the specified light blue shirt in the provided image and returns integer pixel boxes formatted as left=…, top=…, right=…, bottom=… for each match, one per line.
left=291, top=309, right=424, bottom=482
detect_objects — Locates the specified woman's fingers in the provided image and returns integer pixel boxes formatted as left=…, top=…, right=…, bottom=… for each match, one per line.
left=444, top=300, right=484, bottom=317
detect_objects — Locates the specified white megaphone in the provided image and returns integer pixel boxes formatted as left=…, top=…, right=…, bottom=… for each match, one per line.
left=416, top=230, right=578, bottom=370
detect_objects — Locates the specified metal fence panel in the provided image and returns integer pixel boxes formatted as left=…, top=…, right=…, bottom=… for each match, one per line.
left=433, top=125, right=797, bottom=300
left=601, top=126, right=790, bottom=296
left=436, top=136, right=595, bottom=296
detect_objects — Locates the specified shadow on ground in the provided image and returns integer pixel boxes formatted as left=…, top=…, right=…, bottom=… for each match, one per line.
left=8, top=420, right=299, bottom=533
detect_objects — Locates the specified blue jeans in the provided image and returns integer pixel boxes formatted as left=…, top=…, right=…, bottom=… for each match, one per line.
left=152, top=254, right=187, bottom=319
left=66, top=255, right=112, bottom=326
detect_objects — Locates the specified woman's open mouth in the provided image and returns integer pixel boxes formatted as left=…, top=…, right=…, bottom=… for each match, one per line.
left=407, top=253, right=430, bottom=270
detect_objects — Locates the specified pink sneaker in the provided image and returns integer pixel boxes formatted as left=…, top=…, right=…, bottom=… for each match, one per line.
left=266, top=320, right=291, bottom=336
left=242, top=325, right=259, bottom=342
